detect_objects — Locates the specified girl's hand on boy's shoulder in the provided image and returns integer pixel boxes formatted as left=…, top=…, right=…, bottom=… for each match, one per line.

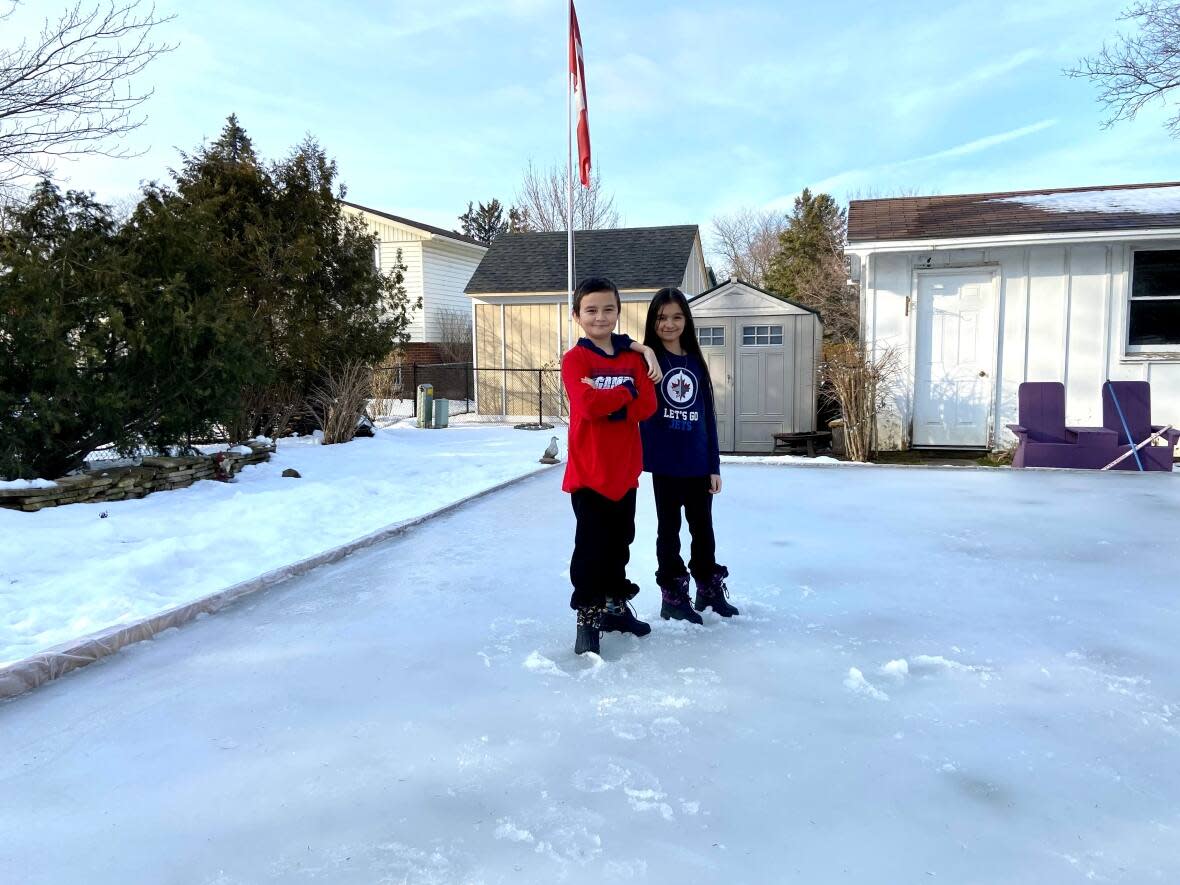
left=709, top=474, right=722, bottom=494
left=641, top=347, right=663, bottom=383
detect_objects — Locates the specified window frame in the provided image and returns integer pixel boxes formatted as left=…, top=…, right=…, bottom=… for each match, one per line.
left=1126, top=248, right=1180, bottom=355
left=740, top=324, right=784, bottom=346
left=697, top=325, right=725, bottom=346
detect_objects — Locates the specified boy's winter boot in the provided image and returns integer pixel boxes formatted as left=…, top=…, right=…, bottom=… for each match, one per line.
left=602, top=600, right=651, bottom=637
left=602, top=579, right=651, bottom=637
left=694, top=566, right=740, bottom=617
left=575, top=605, right=603, bottom=655
left=659, top=575, right=703, bottom=625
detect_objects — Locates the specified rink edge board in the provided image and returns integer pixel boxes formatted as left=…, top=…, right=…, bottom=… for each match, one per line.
left=0, top=465, right=556, bottom=702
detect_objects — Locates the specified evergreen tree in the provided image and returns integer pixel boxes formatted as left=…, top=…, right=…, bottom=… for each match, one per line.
left=764, top=189, right=858, bottom=343
left=507, top=205, right=531, bottom=233
left=0, top=180, right=262, bottom=478
left=459, top=199, right=507, bottom=245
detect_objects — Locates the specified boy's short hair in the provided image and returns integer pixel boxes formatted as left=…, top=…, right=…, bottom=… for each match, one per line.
left=573, top=276, right=620, bottom=313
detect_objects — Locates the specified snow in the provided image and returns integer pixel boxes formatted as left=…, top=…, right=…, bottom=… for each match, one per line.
left=0, top=477, right=57, bottom=490
left=990, top=185, right=1180, bottom=215
left=0, top=423, right=567, bottom=666
left=3, top=463, right=1179, bottom=883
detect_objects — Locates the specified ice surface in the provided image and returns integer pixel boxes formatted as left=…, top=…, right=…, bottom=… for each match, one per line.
left=2, top=466, right=1179, bottom=883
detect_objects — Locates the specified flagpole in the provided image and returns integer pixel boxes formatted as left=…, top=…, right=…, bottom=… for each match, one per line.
left=566, top=7, right=575, bottom=351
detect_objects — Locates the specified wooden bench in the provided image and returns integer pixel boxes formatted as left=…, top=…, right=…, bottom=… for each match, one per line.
left=773, top=431, right=832, bottom=458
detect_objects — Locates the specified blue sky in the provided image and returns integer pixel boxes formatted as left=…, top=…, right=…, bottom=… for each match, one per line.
left=9, top=0, right=1179, bottom=243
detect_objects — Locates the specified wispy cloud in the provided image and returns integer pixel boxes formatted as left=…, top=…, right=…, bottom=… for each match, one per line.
left=769, top=119, right=1059, bottom=208
left=892, top=48, right=1044, bottom=117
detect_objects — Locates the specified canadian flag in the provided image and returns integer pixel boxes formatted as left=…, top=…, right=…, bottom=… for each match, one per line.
left=569, top=1, right=591, bottom=188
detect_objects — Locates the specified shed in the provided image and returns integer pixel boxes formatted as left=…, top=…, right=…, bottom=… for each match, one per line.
left=688, top=279, right=822, bottom=453
left=847, top=182, right=1180, bottom=450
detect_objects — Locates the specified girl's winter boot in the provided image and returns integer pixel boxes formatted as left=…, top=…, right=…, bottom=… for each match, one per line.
left=659, top=575, right=703, bottom=624
left=694, top=566, right=740, bottom=617
left=575, top=605, right=604, bottom=655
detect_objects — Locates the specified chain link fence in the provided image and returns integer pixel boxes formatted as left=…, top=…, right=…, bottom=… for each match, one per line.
left=368, top=362, right=567, bottom=425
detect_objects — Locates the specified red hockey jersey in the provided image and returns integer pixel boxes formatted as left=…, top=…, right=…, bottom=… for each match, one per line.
left=561, top=337, right=658, bottom=500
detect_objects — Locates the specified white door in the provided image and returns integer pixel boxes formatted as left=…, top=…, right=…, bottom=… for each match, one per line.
left=697, top=320, right=733, bottom=452
left=912, top=271, right=997, bottom=447
left=735, top=318, right=789, bottom=452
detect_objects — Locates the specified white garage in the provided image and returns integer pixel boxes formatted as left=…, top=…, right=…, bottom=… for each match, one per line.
left=847, top=182, right=1180, bottom=450
left=689, top=279, right=822, bottom=453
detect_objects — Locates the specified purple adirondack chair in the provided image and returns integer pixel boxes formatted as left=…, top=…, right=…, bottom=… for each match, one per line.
left=1101, top=381, right=1178, bottom=472
left=1007, top=382, right=1118, bottom=469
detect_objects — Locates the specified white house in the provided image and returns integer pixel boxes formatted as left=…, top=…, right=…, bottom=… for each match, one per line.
left=846, top=182, right=1180, bottom=451
left=341, top=201, right=487, bottom=363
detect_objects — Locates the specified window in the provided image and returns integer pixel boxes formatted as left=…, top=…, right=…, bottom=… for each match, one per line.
left=698, top=326, right=724, bottom=346
left=741, top=324, right=783, bottom=346
left=1128, top=250, right=1180, bottom=351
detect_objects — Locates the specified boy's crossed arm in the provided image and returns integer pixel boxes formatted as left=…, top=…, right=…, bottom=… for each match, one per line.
left=562, top=351, right=643, bottom=420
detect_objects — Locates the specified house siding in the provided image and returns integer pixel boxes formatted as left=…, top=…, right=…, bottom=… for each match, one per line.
left=856, top=240, right=1180, bottom=450
left=380, top=241, right=426, bottom=342
left=421, top=240, right=485, bottom=342
left=680, top=239, right=709, bottom=296
left=342, top=204, right=486, bottom=346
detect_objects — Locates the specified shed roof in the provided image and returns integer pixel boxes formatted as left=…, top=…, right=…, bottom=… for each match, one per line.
left=689, top=278, right=819, bottom=317
left=847, top=182, right=1180, bottom=243
left=465, top=225, right=699, bottom=294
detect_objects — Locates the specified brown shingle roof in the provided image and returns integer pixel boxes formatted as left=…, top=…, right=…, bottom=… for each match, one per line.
left=847, top=182, right=1180, bottom=243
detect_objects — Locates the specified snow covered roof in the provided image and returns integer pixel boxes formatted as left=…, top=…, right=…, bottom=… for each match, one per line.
left=847, top=182, right=1180, bottom=243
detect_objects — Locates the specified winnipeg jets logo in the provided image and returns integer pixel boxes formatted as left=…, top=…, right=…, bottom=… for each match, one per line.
left=663, top=367, right=698, bottom=408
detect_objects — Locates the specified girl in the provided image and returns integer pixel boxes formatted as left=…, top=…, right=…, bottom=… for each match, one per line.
left=640, top=287, right=739, bottom=623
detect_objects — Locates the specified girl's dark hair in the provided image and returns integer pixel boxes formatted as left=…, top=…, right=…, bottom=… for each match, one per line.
left=643, top=287, right=713, bottom=389
left=572, top=276, right=620, bottom=313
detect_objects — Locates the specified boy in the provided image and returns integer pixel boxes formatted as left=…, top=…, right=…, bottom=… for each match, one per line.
left=562, top=277, right=658, bottom=655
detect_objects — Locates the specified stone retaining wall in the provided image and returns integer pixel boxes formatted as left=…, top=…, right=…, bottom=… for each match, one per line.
left=0, top=440, right=275, bottom=512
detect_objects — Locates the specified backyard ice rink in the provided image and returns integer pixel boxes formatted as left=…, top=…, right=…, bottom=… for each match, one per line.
left=2, top=463, right=1179, bottom=883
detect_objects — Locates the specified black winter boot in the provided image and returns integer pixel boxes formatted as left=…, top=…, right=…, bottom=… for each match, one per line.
left=575, top=606, right=603, bottom=655
left=659, top=575, right=703, bottom=624
left=602, top=598, right=651, bottom=636
left=694, top=566, right=739, bottom=617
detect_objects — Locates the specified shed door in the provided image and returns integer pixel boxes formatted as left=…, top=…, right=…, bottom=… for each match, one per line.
left=697, top=320, right=733, bottom=452
left=913, top=271, right=997, bottom=447
left=735, top=316, right=790, bottom=453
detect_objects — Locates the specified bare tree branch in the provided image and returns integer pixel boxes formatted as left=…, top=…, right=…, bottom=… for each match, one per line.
left=513, top=159, right=620, bottom=231
left=1066, top=1, right=1180, bottom=134
left=0, top=1, right=175, bottom=188
left=709, top=208, right=786, bottom=287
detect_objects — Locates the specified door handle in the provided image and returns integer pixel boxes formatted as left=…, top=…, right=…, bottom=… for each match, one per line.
left=978, top=370, right=988, bottom=377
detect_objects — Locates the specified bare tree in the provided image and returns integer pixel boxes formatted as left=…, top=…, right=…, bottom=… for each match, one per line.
left=434, top=307, right=473, bottom=363
left=821, top=342, right=902, bottom=462
left=0, top=1, right=175, bottom=189
left=844, top=186, right=932, bottom=201
left=514, top=159, right=620, bottom=231
left=1067, top=2, right=1180, bottom=134
left=709, top=208, right=786, bottom=287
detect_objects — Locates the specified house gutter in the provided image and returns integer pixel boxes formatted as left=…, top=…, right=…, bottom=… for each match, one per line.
left=847, top=227, right=1180, bottom=254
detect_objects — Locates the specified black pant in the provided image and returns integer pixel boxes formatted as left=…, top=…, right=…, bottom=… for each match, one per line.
left=652, top=474, right=716, bottom=586
left=569, top=488, right=636, bottom=610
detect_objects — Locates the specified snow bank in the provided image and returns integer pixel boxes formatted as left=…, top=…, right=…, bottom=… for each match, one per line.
left=0, top=423, right=566, bottom=666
